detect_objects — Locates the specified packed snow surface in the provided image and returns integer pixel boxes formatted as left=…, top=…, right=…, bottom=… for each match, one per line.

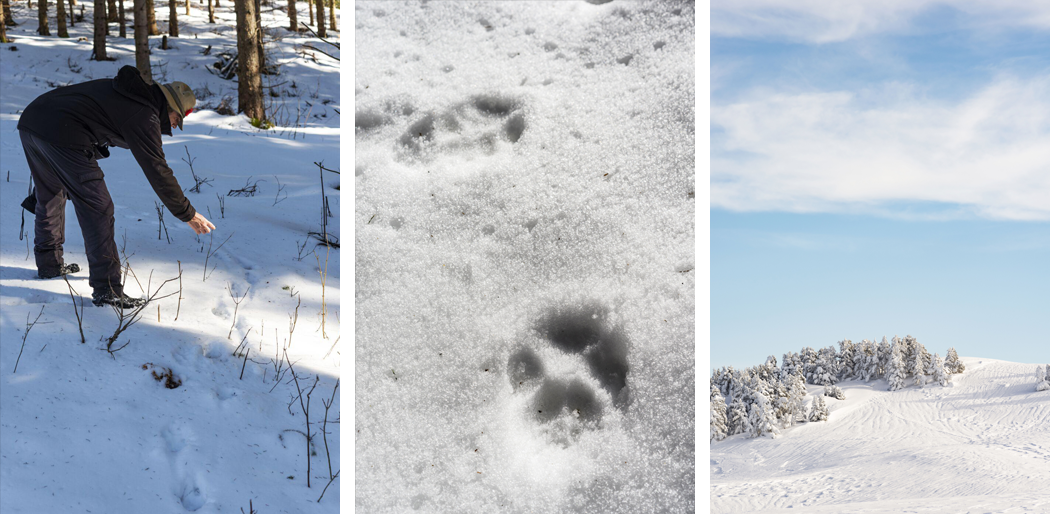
left=355, top=1, right=695, bottom=512
left=0, top=2, right=341, bottom=512
left=711, top=358, right=1050, bottom=514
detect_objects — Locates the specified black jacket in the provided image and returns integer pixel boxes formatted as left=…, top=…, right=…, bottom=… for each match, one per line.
left=17, top=66, right=196, bottom=222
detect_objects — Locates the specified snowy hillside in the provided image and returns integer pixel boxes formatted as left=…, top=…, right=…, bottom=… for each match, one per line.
left=711, top=358, right=1050, bottom=514
left=355, top=1, right=694, bottom=512
left=0, top=2, right=341, bottom=513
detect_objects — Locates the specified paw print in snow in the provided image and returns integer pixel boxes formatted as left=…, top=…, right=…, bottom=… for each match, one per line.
left=508, top=302, right=630, bottom=438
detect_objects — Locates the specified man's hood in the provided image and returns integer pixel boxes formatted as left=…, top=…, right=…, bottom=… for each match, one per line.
left=112, top=66, right=172, bottom=136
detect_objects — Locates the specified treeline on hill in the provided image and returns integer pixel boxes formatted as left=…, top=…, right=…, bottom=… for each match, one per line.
left=711, top=336, right=966, bottom=442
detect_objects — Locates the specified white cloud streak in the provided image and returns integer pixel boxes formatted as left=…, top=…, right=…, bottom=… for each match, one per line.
left=712, top=76, right=1050, bottom=220
left=712, top=0, right=1050, bottom=43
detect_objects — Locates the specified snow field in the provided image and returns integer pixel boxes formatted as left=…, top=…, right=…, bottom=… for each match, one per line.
left=355, top=1, right=694, bottom=512
left=1, top=1, right=340, bottom=512
left=711, top=358, right=1050, bottom=514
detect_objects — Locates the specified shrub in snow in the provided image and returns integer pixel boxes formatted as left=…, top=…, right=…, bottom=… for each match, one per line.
left=932, top=353, right=951, bottom=387
left=809, top=395, right=829, bottom=422
left=824, top=384, right=845, bottom=400
left=945, top=347, right=965, bottom=374
left=886, top=339, right=907, bottom=391
left=711, top=386, right=728, bottom=442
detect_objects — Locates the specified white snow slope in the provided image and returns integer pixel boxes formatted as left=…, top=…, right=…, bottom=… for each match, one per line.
left=355, top=1, right=694, bottom=513
left=712, top=358, right=1050, bottom=514
left=0, top=2, right=340, bottom=513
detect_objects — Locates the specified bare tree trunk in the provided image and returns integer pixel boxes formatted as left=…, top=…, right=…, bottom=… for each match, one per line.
left=254, top=0, right=262, bottom=67
left=0, top=1, right=7, bottom=42
left=184, top=0, right=187, bottom=16
left=37, top=0, right=49, bottom=35
left=91, top=0, right=108, bottom=58
left=312, top=0, right=322, bottom=37
left=67, top=0, right=73, bottom=25
left=327, top=0, right=333, bottom=32
left=118, top=0, right=124, bottom=36
left=145, top=0, right=156, bottom=35
left=3, top=0, right=13, bottom=27
left=306, top=0, right=311, bottom=27
left=134, top=0, right=151, bottom=82
left=206, top=0, right=212, bottom=23
left=235, top=0, right=262, bottom=121
left=55, top=0, right=67, bottom=36
left=286, top=0, right=294, bottom=31
left=168, top=0, right=176, bottom=36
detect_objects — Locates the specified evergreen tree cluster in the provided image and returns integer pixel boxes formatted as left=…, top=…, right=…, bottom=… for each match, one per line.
left=711, top=336, right=966, bottom=443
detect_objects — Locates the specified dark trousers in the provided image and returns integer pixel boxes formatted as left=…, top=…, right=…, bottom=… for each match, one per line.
left=19, top=130, right=122, bottom=294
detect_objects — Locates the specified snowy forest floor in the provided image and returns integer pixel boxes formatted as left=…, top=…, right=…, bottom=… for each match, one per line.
left=711, top=358, right=1050, bottom=514
left=0, top=2, right=341, bottom=513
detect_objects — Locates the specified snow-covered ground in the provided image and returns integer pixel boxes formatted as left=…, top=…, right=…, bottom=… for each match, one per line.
left=0, top=2, right=341, bottom=512
left=711, top=358, right=1050, bottom=514
left=354, top=1, right=694, bottom=512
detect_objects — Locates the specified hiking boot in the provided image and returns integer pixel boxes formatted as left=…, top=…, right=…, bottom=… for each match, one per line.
left=38, top=263, right=80, bottom=279
left=92, top=290, right=148, bottom=309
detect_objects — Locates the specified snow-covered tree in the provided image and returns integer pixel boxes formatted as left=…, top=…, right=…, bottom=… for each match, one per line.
left=932, top=353, right=951, bottom=387
left=811, top=346, right=839, bottom=386
left=913, top=344, right=928, bottom=388
left=945, top=347, right=965, bottom=374
left=728, top=397, right=750, bottom=436
left=824, top=384, right=845, bottom=400
left=711, top=386, right=728, bottom=442
left=782, top=369, right=807, bottom=427
left=800, top=346, right=818, bottom=384
left=782, top=351, right=802, bottom=379
left=809, top=394, right=829, bottom=422
left=748, top=389, right=779, bottom=439
left=857, top=339, right=878, bottom=381
left=837, top=339, right=856, bottom=380
left=1036, top=365, right=1050, bottom=392
left=876, top=337, right=892, bottom=379
left=886, top=339, right=907, bottom=391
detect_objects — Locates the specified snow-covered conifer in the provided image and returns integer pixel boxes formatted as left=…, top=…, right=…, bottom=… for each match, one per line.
left=932, top=353, right=951, bottom=386
left=886, top=339, right=907, bottom=391
left=809, top=394, right=829, bottom=422
left=1036, top=365, right=1050, bottom=392
left=812, top=346, right=839, bottom=386
left=837, top=339, right=856, bottom=380
left=711, top=386, right=729, bottom=442
left=800, top=346, right=818, bottom=384
left=945, top=347, right=965, bottom=374
left=748, top=390, right=779, bottom=438
left=876, top=337, right=892, bottom=378
left=857, top=339, right=877, bottom=381
left=783, top=369, right=807, bottom=427
left=728, top=397, right=750, bottom=435
left=782, top=351, right=802, bottom=379
left=913, top=344, right=928, bottom=388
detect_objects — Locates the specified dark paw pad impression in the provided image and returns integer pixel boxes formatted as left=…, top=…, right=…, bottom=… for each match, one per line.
left=537, top=304, right=630, bottom=406
left=508, top=347, right=544, bottom=391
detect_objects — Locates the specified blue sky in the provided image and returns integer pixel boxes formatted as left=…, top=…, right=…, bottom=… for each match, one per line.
left=711, top=1, right=1050, bottom=369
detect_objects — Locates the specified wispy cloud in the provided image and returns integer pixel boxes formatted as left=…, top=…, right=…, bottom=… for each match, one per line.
left=712, top=75, right=1050, bottom=220
left=712, top=0, right=1050, bottom=43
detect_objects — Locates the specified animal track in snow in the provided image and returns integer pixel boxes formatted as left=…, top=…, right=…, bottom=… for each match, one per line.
left=161, top=423, right=207, bottom=511
left=359, top=94, right=527, bottom=163
left=507, top=302, right=630, bottom=443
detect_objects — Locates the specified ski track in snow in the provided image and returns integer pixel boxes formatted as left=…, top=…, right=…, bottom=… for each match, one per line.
left=711, top=358, right=1050, bottom=514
